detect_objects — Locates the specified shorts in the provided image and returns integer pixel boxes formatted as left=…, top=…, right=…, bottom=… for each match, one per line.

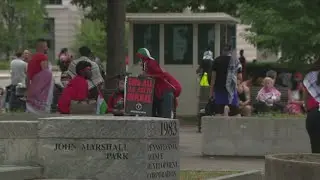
left=214, top=104, right=239, bottom=116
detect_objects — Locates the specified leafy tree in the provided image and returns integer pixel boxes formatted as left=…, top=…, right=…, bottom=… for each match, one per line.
left=0, top=0, right=47, bottom=59
left=73, top=18, right=107, bottom=61
left=70, top=0, right=239, bottom=26
left=239, top=0, right=320, bottom=64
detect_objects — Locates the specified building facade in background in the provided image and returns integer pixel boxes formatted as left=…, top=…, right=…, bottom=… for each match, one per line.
left=44, top=0, right=82, bottom=61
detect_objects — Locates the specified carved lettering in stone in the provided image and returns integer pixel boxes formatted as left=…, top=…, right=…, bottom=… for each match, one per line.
left=54, top=143, right=129, bottom=160
left=147, top=143, right=178, bottom=179
left=160, top=122, right=178, bottom=136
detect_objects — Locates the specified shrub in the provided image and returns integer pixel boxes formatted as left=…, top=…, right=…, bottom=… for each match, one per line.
left=246, top=61, right=311, bottom=79
left=0, top=60, right=9, bottom=70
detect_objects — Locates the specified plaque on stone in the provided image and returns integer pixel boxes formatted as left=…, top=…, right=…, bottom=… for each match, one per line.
left=125, top=77, right=154, bottom=116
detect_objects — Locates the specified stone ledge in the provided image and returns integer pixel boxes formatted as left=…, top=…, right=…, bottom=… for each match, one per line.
left=201, top=116, right=309, bottom=156
left=207, top=170, right=263, bottom=180
left=0, top=121, right=38, bottom=138
left=0, top=165, right=42, bottom=180
left=39, top=116, right=180, bottom=139
left=265, top=153, right=320, bottom=180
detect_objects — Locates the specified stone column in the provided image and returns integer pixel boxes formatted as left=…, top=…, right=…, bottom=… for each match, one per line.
left=105, top=0, right=126, bottom=97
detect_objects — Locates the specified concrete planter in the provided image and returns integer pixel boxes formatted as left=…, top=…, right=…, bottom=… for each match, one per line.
left=202, top=116, right=310, bottom=156
left=265, top=153, right=320, bottom=180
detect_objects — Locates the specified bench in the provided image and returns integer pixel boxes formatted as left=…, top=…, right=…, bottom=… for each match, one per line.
left=250, top=85, right=289, bottom=111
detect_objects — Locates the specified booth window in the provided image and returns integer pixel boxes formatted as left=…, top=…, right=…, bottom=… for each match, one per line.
left=164, top=24, right=193, bottom=65
left=198, top=24, right=215, bottom=65
left=133, top=24, right=160, bottom=64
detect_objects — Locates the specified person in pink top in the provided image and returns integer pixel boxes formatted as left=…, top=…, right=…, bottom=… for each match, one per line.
left=254, top=77, right=283, bottom=113
left=303, top=61, right=320, bottom=153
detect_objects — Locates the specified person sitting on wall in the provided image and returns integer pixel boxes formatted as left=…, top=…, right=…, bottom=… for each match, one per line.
left=57, top=61, right=92, bottom=114
left=237, top=79, right=252, bottom=116
left=254, top=77, right=283, bottom=113
left=136, top=48, right=182, bottom=118
left=107, top=76, right=125, bottom=116
left=285, top=72, right=304, bottom=114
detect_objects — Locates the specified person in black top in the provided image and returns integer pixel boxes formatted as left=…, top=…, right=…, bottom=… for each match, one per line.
left=237, top=79, right=252, bottom=116
left=210, top=45, right=242, bottom=116
left=239, top=49, right=246, bottom=80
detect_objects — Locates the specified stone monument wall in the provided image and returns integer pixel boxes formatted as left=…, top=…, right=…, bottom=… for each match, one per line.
left=0, top=116, right=180, bottom=180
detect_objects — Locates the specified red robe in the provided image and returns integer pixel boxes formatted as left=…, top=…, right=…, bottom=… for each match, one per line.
left=58, top=76, right=89, bottom=114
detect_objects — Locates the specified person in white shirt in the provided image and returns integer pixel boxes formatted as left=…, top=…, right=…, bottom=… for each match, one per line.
left=9, top=50, right=27, bottom=111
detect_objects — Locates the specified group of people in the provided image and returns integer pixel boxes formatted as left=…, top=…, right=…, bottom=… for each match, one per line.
left=1, top=41, right=181, bottom=119
left=198, top=46, right=311, bottom=117
left=198, top=45, right=320, bottom=153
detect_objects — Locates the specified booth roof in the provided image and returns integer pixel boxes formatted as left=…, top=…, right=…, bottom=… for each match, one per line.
left=126, top=12, right=239, bottom=23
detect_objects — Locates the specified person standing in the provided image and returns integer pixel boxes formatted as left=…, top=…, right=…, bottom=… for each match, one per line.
left=210, top=46, right=242, bottom=116
left=136, top=48, right=181, bottom=118
left=303, top=62, right=320, bottom=153
left=26, top=38, right=54, bottom=114
left=239, top=49, right=246, bottom=80
left=9, top=50, right=27, bottom=111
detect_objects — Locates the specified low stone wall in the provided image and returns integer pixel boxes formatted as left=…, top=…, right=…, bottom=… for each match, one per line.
left=265, top=153, right=320, bottom=180
left=0, top=121, right=38, bottom=165
left=207, top=170, right=263, bottom=180
left=202, top=116, right=310, bottom=156
left=0, top=116, right=180, bottom=180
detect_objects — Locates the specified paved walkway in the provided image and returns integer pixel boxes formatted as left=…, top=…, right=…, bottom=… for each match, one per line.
left=180, top=126, right=264, bottom=171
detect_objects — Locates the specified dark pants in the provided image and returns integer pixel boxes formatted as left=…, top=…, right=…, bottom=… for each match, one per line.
left=153, top=91, right=174, bottom=118
left=9, top=85, right=26, bottom=112
left=253, top=101, right=284, bottom=113
left=306, top=108, right=320, bottom=153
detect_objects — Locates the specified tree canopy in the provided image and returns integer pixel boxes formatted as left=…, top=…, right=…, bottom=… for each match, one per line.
left=239, top=0, right=320, bottom=63
left=71, top=0, right=239, bottom=27
left=0, top=0, right=47, bottom=58
left=71, top=0, right=320, bottom=64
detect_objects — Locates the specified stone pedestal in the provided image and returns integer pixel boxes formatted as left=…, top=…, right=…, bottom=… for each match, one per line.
left=265, top=154, right=320, bottom=180
left=38, top=116, right=180, bottom=180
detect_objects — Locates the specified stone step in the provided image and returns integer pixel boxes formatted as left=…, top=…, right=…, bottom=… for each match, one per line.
left=0, top=165, right=42, bottom=180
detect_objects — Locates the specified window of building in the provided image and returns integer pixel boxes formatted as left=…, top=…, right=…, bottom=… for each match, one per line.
left=43, top=0, right=62, bottom=5
left=164, top=24, right=193, bottom=65
left=133, top=24, right=160, bottom=64
left=198, top=24, right=215, bottom=65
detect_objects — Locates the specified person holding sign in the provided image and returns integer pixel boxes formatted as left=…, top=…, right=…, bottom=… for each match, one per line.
left=57, top=61, right=92, bottom=114
left=136, top=48, right=181, bottom=118
left=107, top=76, right=125, bottom=116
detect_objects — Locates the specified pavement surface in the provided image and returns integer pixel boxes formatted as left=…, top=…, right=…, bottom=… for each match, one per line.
left=0, top=72, right=61, bottom=88
left=180, top=127, right=264, bottom=171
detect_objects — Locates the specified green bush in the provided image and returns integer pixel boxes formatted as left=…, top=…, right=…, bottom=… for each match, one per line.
left=0, top=60, right=10, bottom=70
left=246, top=61, right=311, bottom=78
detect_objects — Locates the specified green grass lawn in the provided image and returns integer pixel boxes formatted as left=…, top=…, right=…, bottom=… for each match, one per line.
left=180, top=170, right=239, bottom=180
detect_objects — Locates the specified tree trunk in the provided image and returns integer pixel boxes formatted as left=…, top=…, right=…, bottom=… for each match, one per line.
left=105, top=0, right=126, bottom=97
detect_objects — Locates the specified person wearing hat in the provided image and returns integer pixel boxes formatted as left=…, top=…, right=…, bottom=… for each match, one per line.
left=58, top=61, right=92, bottom=114
left=136, top=48, right=181, bottom=118
left=303, top=62, right=320, bottom=153
left=107, top=75, right=125, bottom=116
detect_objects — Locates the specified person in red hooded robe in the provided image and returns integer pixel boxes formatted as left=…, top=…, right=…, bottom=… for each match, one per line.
left=58, top=61, right=92, bottom=114
left=136, top=48, right=181, bottom=118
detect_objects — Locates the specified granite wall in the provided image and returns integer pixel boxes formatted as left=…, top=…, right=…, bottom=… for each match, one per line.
left=265, top=154, right=320, bottom=180
left=202, top=116, right=310, bottom=156
left=0, top=116, right=180, bottom=180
